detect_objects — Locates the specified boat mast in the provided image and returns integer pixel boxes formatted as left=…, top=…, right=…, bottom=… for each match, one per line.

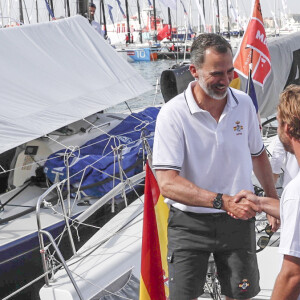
left=216, top=0, right=220, bottom=34
left=35, top=0, right=39, bottom=22
left=153, top=0, right=157, bottom=42
left=65, top=0, right=70, bottom=17
left=202, top=0, right=205, bottom=32
left=137, top=0, right=143, bottom=43
left=198, top=0, right=201, bottom=33
left=168, top=7, right=172, bottom=41
left=49, top=0, right=54, bottom=20
left=100, top=0, right=107, bottom=38
left=19, top=0, right=24, bottom=24
left=125, top=0, right=131, bottom=43
left=226, top=0, right=230, bottom=38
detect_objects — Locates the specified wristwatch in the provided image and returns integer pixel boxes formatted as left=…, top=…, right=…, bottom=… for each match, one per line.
left=213, top=193, right=223, bottom=209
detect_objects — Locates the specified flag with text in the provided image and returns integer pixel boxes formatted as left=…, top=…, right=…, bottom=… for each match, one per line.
left=233, top=0, right=271, bottom=87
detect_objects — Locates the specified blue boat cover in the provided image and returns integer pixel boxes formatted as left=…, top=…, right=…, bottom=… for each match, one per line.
left=44, top=107, right=159, bottom=197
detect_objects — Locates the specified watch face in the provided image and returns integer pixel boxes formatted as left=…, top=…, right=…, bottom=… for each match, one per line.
left=213, top=194, right=223, bottom=209
left=213, top=199, right=222, bottom=209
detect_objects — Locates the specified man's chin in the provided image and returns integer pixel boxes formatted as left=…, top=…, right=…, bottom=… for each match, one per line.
left=211, top=91, right=228, bottom=101
left=279, top=135, right=294, bottom=154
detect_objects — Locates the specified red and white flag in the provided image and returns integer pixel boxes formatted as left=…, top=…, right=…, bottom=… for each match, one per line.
left=233, top=0, right=271, bottom=87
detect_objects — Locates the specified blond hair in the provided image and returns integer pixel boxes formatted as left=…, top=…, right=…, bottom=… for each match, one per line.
left=278, top=84, right=300, bottom=141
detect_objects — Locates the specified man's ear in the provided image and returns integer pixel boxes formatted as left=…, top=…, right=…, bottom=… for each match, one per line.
left=189, top=64, right=198, bottom=79
left=284, top=123, right=292, bottom=138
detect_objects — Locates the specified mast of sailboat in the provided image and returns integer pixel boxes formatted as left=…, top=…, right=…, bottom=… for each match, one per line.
left=137, top=0, right=143, bottom=43
left=202, top=0, right=205, bottom=32
left=19, top=0, right=24, bottom=24
left=198, top=0, right=201, bottom=33
left=100, top=0, right=107, bottom=38
left=226, top=0, right=230, bottom=38
left=168, top=7, right=172, bottom=41
left=36, top=0, right=39, bottom=22
left=216, top=0, right=220, bottom=34
left=48, top=0, right=54, bottom=20
left=153, top=0, right=157, bottom=42
left=124, top=0, right=131, bottom=43
left=65, top=0, right=70, bottom=17
left=23, top=0, right=30, bottom=24
left=198, top=0, right=205, bottom=32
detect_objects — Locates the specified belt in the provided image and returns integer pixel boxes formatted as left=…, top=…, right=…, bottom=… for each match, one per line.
left=170, top=206, right=226, bottom=217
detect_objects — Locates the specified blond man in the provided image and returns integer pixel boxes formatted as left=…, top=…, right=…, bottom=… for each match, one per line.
left=237, top=84, right=300, bottom=300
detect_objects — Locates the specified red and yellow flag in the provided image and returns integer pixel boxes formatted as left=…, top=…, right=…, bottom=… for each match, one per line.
left=229, top=70, right=241, bottom=90
left=139, top=163, right=169, bottom=300
left=233, top=0, right=271, bottom=87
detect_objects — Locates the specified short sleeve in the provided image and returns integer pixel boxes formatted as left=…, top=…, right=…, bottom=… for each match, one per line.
left=247, top=101, right=265, bottom=156
left=152, top=109, right=184, bottom=171
left=269, top=135, right=286, bottom=174
left=279, top=197, right=300, bottom=258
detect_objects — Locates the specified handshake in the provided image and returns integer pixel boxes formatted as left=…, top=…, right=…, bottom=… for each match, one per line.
left=222, top=190, right=277, bottom=220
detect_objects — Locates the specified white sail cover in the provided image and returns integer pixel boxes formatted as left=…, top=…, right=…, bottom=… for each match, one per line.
left=0, top=16, right=152, bottom=154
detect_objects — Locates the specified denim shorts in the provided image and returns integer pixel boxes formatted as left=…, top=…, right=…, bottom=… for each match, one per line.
left=167, top=206, right=260, bottom=300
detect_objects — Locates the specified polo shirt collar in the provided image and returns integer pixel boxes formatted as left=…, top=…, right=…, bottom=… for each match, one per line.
left=185, top=81, right=239, bottom=115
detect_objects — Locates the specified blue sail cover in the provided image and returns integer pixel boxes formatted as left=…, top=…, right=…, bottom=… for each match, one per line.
left=44, top=107, right=159, bottom=197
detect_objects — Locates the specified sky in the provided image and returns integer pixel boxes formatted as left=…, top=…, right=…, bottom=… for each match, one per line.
left=257, top=0, right=300, bottom=17
left=1, top=0, right=300, bottom=26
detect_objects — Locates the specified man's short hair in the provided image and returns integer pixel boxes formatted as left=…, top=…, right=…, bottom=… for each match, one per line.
left=190, top=33, right=232, bottom=69
left=278, top=84, right=300, bottom=141
left=89, top=2, right=96, bottom=8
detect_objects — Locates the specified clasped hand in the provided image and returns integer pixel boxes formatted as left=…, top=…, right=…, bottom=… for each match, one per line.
left=224, top=190, right=261, bottom=220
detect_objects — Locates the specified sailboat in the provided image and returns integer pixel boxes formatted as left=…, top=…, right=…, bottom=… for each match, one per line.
left=0, top=15, right=161, bottom=299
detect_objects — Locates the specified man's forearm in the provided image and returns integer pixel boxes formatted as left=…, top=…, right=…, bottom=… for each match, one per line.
left=156, top=170, right=259, bottom=219
left=257, top=196, right=280, bottom=219
left=156, top=170, right=216, bottom=207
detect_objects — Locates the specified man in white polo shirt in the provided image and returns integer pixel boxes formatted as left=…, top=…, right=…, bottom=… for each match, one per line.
left=152, top=33, right=279, bottom=300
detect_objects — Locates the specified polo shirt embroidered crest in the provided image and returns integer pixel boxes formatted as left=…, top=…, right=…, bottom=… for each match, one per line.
left=238, top=279, right=250, bottom=291
left=233, top=121, right=244, bottom=135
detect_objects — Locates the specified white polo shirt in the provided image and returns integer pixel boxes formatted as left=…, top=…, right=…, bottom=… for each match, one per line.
left=91, top=20, right=104, bottom=37
left=153, top=81, right=264, bottom=213
left=278, top=170, right=300, bottom=300
left=269, top=135, right=299, bottom=188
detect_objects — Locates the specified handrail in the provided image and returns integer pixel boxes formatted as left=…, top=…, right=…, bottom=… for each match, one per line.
left=75, top=171, right=145, bottom=224
left=39, top=230, right=84, bottom=300
left=36, top=180, right=77, bottom=284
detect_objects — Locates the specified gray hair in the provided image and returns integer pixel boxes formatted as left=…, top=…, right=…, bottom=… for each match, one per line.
left=190, top=33, right=232, bottom=69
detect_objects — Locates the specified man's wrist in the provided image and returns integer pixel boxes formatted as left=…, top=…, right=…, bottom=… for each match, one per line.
left=212, top=193, right=223, bottom=209
left=257, top=196, right=264, bottom=212
left=264, top=190, right=279, bottom=200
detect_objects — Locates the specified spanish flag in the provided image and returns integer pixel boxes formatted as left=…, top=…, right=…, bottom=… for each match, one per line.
left=229, top=70, right=241, bottom=90
left=139, top=163, right=169, bottom=300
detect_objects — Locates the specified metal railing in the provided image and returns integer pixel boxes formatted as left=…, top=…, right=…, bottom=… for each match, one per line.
left=36, top=181, right=83, bottom=298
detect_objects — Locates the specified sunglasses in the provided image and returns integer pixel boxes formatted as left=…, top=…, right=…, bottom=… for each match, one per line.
left=256, top=224, right=274, bottom=253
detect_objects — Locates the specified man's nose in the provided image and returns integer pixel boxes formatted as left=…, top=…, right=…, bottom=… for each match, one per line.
left=220, top=74, right=231, bottom=86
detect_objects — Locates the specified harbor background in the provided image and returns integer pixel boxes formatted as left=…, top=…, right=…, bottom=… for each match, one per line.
left=108, top=58, right=184, bottom=112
